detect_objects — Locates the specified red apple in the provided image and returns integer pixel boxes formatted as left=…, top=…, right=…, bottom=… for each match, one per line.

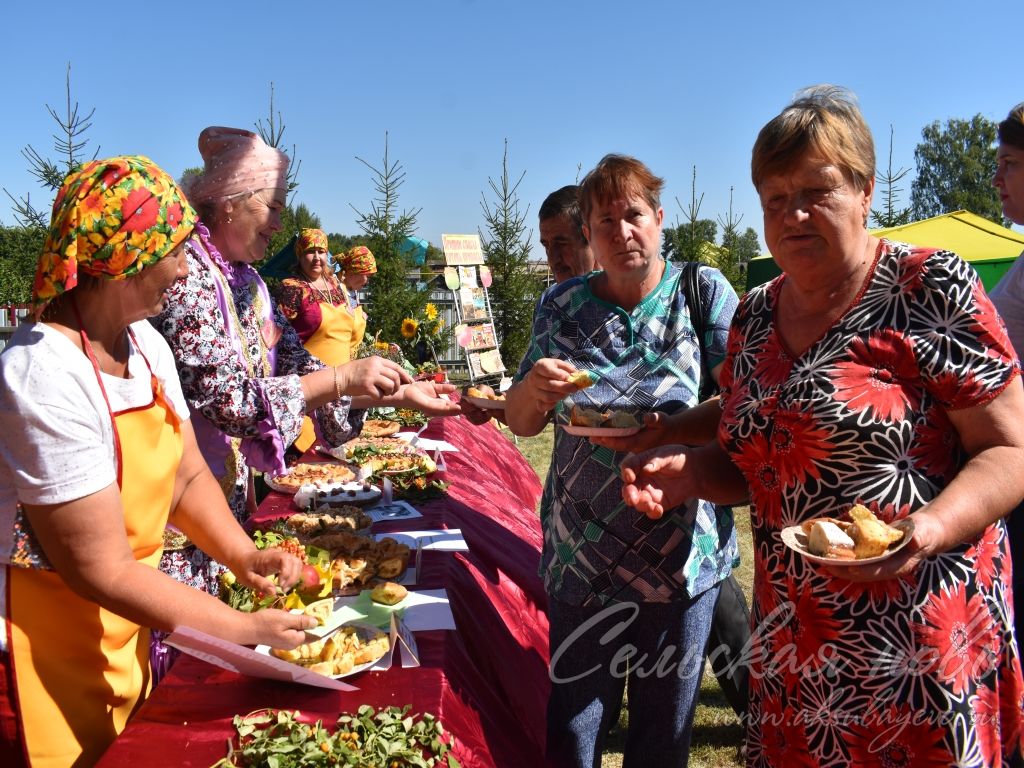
left=298, top=564, right=321, bottom=592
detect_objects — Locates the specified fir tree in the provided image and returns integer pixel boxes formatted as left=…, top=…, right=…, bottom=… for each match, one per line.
left=479, top=140, right=542, bottom=371
left=4, top=63, right=98, bottom=228
left=871, top=125, right=913, bottom=228
left=351, top=133, right=431, bottom=358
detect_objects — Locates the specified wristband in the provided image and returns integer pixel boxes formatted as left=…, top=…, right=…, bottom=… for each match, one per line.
left=333, top=366, right=342, bottom=400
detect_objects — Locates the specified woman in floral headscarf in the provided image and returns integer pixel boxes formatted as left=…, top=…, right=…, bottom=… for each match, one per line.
left=277, top=237, right=379, bottom=452
left=153, top=128, right=458, bottom=594
left=0, top=157, right=316, bottom=768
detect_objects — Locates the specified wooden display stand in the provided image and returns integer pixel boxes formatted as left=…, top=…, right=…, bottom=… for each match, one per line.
left=440, top=234, right=506, bottom=386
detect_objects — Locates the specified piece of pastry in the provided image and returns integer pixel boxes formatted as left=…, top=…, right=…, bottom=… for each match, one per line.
left=270, top=635, right=327, bottom=662
left=370, top=581, right=408, bottom=605
left=847, top=504, right=904, bottom=559
left=806, top=520, right=856, bottom=560
left=799, top=517, right=850, bottom=536
left=353, top=635, right=390, bottom=665
left=567, top=370, right=595, bottom=389
left=603, top=411, right=642, bottom=428
left=570, top=406, right=609, bottom=427
left=361, top=419, right=400, bottom=438
left=303, top=598, right=334, bottom=627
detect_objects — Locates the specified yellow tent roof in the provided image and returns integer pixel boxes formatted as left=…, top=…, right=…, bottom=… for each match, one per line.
left=746, top=210, right=1024, bottom=292
left=870, top=210, right=1024, bottom=261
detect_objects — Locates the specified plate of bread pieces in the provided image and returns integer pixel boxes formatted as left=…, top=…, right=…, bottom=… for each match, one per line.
left=781, top=504, right=915, bottom=566
left=463, top=386, right=507, bottom=410
left=258, top=598, right=390, bottom=679
left=561, top=405, right=643, bottom=437
left=261, top=623, right=390, bottom=679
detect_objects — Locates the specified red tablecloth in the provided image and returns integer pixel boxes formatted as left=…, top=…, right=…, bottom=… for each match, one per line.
left=97, top=415, right=549, bottom=767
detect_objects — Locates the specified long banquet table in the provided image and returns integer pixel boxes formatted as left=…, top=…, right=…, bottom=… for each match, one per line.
left=97, top=414, right=550, bottom=767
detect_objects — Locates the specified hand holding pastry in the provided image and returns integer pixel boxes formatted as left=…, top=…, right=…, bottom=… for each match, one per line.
left=521, top=358, right=583, bottom=414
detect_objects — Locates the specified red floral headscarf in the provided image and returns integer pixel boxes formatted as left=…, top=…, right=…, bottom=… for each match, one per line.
left=340, top=245, right=377, bottom=275
left=295, top=228, right=328, bottom=255
left=32, top=155, right=197, bottom=310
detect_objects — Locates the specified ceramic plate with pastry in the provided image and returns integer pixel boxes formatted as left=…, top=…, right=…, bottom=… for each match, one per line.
left=284, top=508, right=375, bottom=540
left=780, top=505, right=915, bottom=566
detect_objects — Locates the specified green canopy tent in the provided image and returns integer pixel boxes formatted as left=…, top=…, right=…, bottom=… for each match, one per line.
left=745, top=210, right=1024, bottom=293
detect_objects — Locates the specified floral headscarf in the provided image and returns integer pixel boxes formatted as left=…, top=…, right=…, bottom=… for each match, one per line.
left=339, top=245, right=377, bottom=275
left=295, top=228, right=328, bottom=255
left=33, top=155, right=197, bottom=310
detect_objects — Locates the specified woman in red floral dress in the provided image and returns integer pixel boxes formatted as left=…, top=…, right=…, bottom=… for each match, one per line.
left=621, top=86, right=1024, bottom=767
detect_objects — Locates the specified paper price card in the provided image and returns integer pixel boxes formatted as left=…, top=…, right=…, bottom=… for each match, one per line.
left=391, top=613, right=421, bottom=668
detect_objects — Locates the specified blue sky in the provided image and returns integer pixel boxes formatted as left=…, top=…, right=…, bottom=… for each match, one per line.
left=2, top=1, right=1021, bottom=257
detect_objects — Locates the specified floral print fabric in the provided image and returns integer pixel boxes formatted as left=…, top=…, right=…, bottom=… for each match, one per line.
left=719, top=240, right=1024, bottom=766
left=339, top=245, right=376, bottom=275
left=34, top=155, right=196, bottom=309
left=295, top=228, right=328, bottom=255
left=152, top=232, right=363, bottom=593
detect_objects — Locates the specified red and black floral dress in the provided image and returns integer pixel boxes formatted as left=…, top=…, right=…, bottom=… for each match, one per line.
left=719, top=240, right=1024, bottom=767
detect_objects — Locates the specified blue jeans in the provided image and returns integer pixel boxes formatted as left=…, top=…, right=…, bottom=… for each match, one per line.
left=546, top=583, right=720, bottom=768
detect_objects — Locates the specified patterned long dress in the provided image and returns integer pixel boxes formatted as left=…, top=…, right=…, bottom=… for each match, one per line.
left=152, top=224, right=363, bottom=593
left=719, top=240, right=1024, bottom=767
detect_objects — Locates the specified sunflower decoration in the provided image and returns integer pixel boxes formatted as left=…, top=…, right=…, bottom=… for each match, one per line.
left=393, top=301, right=449, bottom=363
left=401, top=318, right=420, bottom=339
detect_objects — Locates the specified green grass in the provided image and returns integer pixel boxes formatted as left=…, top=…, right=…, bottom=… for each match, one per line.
left=500, top=424, right=751, bottom=767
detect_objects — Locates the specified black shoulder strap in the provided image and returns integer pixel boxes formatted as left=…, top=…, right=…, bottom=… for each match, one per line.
left=682, top=262, right=716, bottom=401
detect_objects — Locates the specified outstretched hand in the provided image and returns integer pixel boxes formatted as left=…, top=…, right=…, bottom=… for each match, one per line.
left=398, top=381, right=462, bottom=417
left=337, top=357, right=411, bottom=399
left=620, top=445, right=698, bottom=519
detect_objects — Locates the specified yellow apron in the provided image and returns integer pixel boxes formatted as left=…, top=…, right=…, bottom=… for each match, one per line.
left=7, top=330, right=182, bottom=767
left=294, top=298, right=366, bottom=452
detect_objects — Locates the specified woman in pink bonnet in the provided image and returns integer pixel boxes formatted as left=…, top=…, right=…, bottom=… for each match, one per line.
left=153, top=127, right=458, bottom=595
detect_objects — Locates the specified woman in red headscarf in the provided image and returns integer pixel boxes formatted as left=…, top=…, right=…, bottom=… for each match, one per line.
left=0, top=156, right=315, bottom=768
left=278, top=239, right=378, bottom=452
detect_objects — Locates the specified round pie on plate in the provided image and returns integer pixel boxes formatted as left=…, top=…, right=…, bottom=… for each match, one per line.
left=361, top=419, right=401, bottom=438
left=266, top=462, right=356, bottom=493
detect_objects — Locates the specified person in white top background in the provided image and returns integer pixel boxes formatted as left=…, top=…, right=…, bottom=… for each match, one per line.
left=987, top=101, right=1024, bottom=646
